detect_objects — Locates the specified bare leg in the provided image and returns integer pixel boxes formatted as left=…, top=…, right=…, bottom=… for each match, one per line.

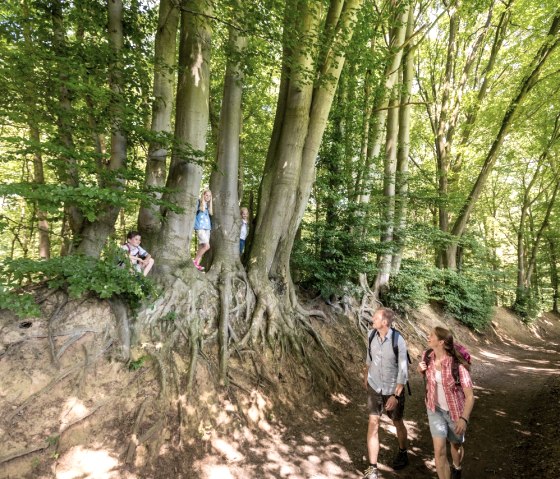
left=194, top=243, right=210, bottom=264
left=367, top=415, right=380, bottom=465
left=450, top=442, right=464, bottom=469
left=142, top=258, right=154, bottom=276
left=433, top=437, right=451, bottom=479
left=392, top=418, right=408, bottom=450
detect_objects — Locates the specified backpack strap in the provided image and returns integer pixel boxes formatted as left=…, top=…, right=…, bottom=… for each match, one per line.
left=368, top=329, right=376, bottom=362
left=391, top=328, right=412, bottom=396
left=451, top=358, right=461, bottom=386
left=368, top=328, right=412, bottom=396
left=423, top=348, right=461, bottom=387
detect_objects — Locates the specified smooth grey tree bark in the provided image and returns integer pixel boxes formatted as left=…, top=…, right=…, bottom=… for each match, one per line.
left=247, top=0, right=363, bottom=335
left=76, top=0, right=128, bottom=257
left=138, top=0, right=180, bottom=249
left=152, top=0, right=213, bottom=272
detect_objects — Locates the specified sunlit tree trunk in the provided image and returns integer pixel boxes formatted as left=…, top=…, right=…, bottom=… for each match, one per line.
left=445, top=9, right=560, bottom=269
left=391, top=3, right=415, bottom=275
left=357, top=2, right=407, bottom=205
left=76, top=0, right=127, bottom=257
left=209, top=24, right=247, bottom=269
left=548, top=234, right=559, bottom=314
left=138, top=0, right=180, bottom=249
left=208, top=21, right=247, bottom=382
left=152, top=0, right=213, bottom=272
left=248, top=0, right=363, bottom=329
left=373, top=1, right=409, bottom=296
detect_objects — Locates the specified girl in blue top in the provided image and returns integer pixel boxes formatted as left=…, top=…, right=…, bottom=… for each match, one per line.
left=193, top=189, right=213, bottom=271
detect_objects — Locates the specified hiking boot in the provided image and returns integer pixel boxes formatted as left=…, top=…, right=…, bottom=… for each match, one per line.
left=451, top=465, right=462, bottom=479
left=362, top=465, right=379, bottom=479
left=391, top=449, right=409, bottom=470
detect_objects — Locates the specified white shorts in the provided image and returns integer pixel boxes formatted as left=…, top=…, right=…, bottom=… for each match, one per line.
left=197, top=229, right=210, bottom=244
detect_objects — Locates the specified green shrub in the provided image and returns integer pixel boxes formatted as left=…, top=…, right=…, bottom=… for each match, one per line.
left=384, top=260, right=436, bottom=313
left=0, top=244, right=157, bottom=317
left=429, top=269, right=494, bottom=330
left=292, top=214, right=377, bottom=300
left=512, top=289, right=543, bottom=323
left=384, top=261, right=494, bottom=330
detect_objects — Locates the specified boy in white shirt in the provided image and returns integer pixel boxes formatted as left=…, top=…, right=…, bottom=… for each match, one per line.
left=240, top=207, right=249, bottom=254
left=122, top=231, right=154, bottom=276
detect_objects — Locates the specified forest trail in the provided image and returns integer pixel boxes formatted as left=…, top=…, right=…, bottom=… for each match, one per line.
left=2, top=307, right=559, bottom=479
left=210, top=310, right=560, bottom=479
left=277, top=311, right=560, bottom=479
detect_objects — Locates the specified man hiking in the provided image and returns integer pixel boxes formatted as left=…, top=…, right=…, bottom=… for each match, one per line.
left=363, top=307, right=409, bottom=479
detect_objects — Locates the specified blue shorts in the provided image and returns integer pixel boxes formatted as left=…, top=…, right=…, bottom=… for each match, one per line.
left=427, top=406, right=465, bottom=444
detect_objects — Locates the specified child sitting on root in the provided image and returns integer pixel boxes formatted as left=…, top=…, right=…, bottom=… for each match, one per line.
left=122, top=231, right=154, bottom=276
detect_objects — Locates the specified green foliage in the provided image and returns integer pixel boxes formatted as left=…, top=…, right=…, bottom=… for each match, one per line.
left=512, top=289, right=544, bottom=323
left=385, top=260, right=495, bottom=330
left=292, top=205, right=377, bottom=300
left=430, top=269, right=495, bottom=331
left=0, top=244, right=157, bottom=318
left=384, top=260, right=436, bottom=313
left=128, top=355, right=149, bottom=371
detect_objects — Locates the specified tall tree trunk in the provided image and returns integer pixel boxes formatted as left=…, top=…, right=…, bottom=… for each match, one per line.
left=372, top=2, right=409, bottom=296
left=76, top=0, right=127, bottom=257
left=152, top=0, right=213, bottom=272
left=30, top=126, right=51, bottom=259
left=525, top=181, right=560, bottom=287
left=247, top=0, right=363, bottom=332
left=445, top=9, right=560, bottom=269
left=548, top=234, right=559, bottom=314
left=434, top=10, right=458, bottom=267
left=357, top=2, right=407, bottom=205
left=22, top=0, right=50, bottom=259
left=391, top=3, right=415, bottom=275
left=137, top=0, right=180, bottom=249
left=50, top=0, right=83, bottom=247
left=208, top=21, right=247, bottom=383
left=209, top=24, right=247, bottom=269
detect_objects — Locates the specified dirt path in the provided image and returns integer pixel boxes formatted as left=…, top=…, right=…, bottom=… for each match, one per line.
left=301, top=314, right=560, bottom=479
left=191, top=312, right=560, bottom=479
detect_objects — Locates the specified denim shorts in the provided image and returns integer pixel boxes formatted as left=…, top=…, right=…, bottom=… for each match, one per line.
left=427, top=406, right=465, bottom=444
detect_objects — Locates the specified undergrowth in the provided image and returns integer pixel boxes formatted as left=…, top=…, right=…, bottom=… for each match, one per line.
left=384, top=260, right=495, bottom=331
left=0, top=244, right=157, bottom=317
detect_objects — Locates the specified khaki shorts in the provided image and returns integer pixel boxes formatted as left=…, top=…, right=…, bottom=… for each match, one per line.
left=367, top=385, right=405, bottom=421
left=197, top=229, right=210, bottom=244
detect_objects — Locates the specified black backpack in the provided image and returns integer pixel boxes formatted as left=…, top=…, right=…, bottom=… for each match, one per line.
left=368, top=327, right=412, bottom=395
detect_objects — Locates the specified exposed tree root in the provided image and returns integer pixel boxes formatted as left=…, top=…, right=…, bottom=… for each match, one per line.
left=6, top=339, right=113, bottom=423
left=0, top=444, right=50, bottom=465
left=125, top=399, right=150, bottom=464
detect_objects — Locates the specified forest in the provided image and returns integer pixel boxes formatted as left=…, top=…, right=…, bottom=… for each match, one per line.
left=0, top=0, right=560, bottom=477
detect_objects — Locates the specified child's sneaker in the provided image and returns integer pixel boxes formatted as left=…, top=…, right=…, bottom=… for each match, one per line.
left=193, top=259, right=204, bottom=271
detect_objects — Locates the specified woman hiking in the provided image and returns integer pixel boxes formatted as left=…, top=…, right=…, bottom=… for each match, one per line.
left=418, top=327, right=475, bottom=479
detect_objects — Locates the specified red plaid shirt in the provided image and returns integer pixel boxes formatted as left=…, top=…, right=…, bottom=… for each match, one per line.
left=423, top=350, right=473, bottom=422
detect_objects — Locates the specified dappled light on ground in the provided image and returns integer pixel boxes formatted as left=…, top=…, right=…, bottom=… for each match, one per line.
left=478, top=349, right=520, bottom=363
left=55, top=445, right=133, bottom=479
